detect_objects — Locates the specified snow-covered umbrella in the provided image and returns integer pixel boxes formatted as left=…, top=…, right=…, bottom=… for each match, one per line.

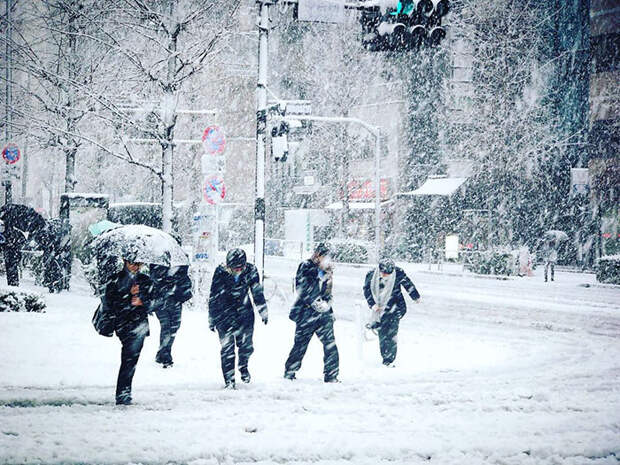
left=543, top=230, right=569, bottom=242
left=91, top=224, right=189, bottom=267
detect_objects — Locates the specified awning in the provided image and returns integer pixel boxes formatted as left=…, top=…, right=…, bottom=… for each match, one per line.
left=325, top=200, right=394, bottom=210
left=398, top=177, right=467, bottom=196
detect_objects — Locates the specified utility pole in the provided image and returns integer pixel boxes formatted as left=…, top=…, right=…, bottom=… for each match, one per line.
left=254, top=0, right=270, bottom=278
left=4, top=0, right=13, bottom=205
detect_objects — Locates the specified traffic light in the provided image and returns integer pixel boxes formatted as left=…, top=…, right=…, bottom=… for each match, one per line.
left=360, top=0, right=449, bottom=52
left=271, top=121, right=289, bottom=162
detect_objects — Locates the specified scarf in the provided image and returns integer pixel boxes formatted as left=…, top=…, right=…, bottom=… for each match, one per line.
left=370, top=267, right=396, bottom=309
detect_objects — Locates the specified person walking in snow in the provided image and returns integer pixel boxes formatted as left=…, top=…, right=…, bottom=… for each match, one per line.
left=104, top=251, right=153, bottom=405
left=363, top=258, right=420, bottom=367
left=284, top=242, right=340, bottom=383
left=208, top=248, right=268, bottom=389
left=150, top=264, right=192, bottom=368
left=542, top=239, right=558, bottom=282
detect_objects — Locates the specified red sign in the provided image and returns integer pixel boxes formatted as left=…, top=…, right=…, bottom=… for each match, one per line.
left=2, top=143, right=20, bottom=164
left=345, top=179, right=390, bottom=201
left=203, top=176, right=226, bottom=205
left=202, top=126, right=226, bottom=155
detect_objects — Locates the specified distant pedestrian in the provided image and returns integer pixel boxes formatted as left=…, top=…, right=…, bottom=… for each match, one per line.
left=150, top=264, right=193, bottom=368
left=208, top=249, right=268, bottom=389
left=542, top=239, right=557, bottom=282
left=363, top=258, right=420, bottom=367
left=104, top=252, right=153, bottom=405
left=284, top=242, right=340, bottom=383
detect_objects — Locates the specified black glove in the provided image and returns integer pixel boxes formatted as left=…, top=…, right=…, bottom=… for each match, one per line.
left=258, top=304, right=268, bottom=325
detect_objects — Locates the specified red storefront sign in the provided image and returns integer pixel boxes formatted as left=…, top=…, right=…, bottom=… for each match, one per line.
left=345, top=179, right=390, bottom=200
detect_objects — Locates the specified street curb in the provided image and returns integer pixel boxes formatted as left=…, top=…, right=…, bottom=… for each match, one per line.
left=417, top=270, right=514, bottom=281
left=579, top=282, right=620, bottom=290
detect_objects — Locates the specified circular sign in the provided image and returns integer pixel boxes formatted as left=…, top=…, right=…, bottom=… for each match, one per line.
left=202, top=125, right=226, bottom=155
left=2, top=143, right=20, bottom=164
left=203, top=176, right=226, bottom=205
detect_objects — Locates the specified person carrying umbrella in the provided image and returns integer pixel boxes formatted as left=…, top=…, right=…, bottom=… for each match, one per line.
left=542, top=239, right=558, bottom=282
left=363, top=257, right=420, bottom=367
left=104, top=246, right=154, bottom=405
left=208, top=248, right=268, bottom=389
left=150, top=264, right=192, bottom=368
left=541, top=230, right=566, bottom=282
left=284, top=242, right=340, bottom=383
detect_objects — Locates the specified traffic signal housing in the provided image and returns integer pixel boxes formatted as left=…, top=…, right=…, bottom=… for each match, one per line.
left=360, top=0, right=450, bottom=52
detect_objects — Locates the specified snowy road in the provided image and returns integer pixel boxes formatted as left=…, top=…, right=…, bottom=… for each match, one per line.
left=1, top=260, right=619, bottom=464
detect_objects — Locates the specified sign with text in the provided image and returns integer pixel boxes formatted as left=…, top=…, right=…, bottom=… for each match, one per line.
left=345, top=178, right=391, bottom=201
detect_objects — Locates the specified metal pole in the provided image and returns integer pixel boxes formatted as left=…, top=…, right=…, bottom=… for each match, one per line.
left=254, top=0, right=270, bottom=278
left=4, top=0, right=13, bottom=204
left=374, top=134, right=381, bottom=259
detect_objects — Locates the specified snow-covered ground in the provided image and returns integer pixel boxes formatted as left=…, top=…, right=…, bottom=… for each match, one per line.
left=1, top=259, right=619, bottom=464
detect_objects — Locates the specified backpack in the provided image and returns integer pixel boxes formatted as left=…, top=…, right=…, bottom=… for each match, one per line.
left=92, top=296, right=115, bottom=337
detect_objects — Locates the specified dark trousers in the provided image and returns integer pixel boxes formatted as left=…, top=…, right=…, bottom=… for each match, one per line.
left=284, top=312, right=339, bottom=381
left=155, top=302, right=182, bottom=364
left=116, top=323, right=147, bottom=403
left=544, top=261, right=555, bottom=281
left=378, top=316, right=399, bottom=365
left=217, top=320, right=254, bottom=384
left=4, top=248, right=20, bottom=287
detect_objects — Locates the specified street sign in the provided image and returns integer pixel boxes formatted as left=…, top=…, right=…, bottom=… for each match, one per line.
left=203, top=176, right=226, bottom=205
left=267, top=100, right=312, bottom=116
left=192, top=212, right=216, bottom=262
left=298, top=0, right=345, bottom=23
left=2, top=143, right=20, bottom=164
left=202, top=125, right=226, bottom=155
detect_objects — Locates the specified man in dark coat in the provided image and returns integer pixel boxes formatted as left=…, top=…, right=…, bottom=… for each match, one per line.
left=104, top=254, right=153, bottom=405
left=363, top=258, right=420, bottom=367
left=208, top=249, right=268, bottom=389
left=41, top=219, right=72, bottom=293
left=150, top=264, right=192, bottom=368
left=284, top=242, right=340, bottom=383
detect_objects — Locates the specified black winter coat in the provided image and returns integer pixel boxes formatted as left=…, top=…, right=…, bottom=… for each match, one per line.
left=289, top=259, right=333, bottom=324
left=150, top=264, right=193, bottom=304
left=105, top=267, right=154, bottom=337
left=363, top=266, right=420, bottom=320
left=208, top=263, right=266, bottom=330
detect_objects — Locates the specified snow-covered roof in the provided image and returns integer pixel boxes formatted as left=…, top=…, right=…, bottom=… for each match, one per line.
left=399, top=177, right=467, bottom=196
left=110, top=202, right=161, bottom=208
left=62, top=193, right=109, bottom=199
left=325, top=200, right=394, bottom=210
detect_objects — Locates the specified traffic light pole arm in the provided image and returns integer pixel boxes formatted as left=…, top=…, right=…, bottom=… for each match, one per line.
left=285, top=114, right=384, bottom=258
left=277, top=0, right=377, bottom=10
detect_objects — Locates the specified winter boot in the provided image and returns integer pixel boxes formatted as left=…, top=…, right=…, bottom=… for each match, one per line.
left=240, top=367, right=251, bottom=383
left=284, top=371, right=296, bottom=380
left=224, top=380, right=236, bottom=390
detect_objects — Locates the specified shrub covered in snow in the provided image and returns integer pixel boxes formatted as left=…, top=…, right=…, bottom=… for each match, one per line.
left=0, top=288, right=46, bottom=312
left=465, top=250, right=517, bottom=276
left=331, top=240, right=370, bottom=264
left=596, top=255, right=620, bottom=285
